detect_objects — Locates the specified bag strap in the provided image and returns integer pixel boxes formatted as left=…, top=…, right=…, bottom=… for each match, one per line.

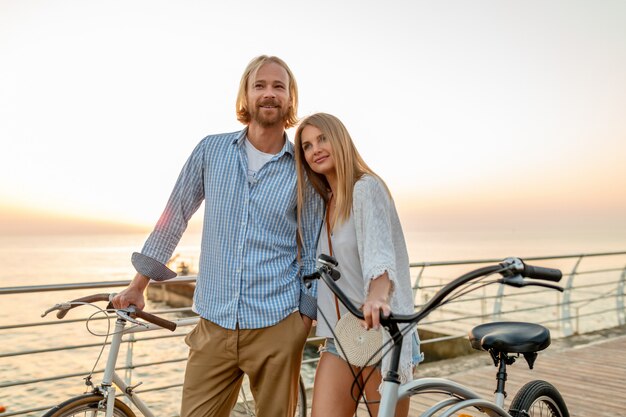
left=325, top=196, right=341, bottom=320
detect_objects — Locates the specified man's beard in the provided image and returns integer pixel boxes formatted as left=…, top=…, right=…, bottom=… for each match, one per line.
left=250, top=100, right=288, bottom=128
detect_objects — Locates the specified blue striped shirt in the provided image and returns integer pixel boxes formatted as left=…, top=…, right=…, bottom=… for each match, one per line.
left=134, top=129, right=322, bottom=329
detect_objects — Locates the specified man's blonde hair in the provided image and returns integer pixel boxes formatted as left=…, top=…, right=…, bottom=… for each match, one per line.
left=236, top=55, right=299, bottom=129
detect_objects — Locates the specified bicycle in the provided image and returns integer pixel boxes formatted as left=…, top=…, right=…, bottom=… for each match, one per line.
left=303, top=254, right=570, bottom=417
left=40, top=294, right=308, bottom=417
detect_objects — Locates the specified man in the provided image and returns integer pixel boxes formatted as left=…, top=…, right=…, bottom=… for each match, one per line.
left=112, top=55, right=321, bottom=417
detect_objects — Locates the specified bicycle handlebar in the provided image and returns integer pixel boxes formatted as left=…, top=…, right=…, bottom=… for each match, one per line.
left=42, top=293, right=177, bottom=332
left=54, top=293, right=111, bottom=319
left=303, top=255, right=563, bottom=326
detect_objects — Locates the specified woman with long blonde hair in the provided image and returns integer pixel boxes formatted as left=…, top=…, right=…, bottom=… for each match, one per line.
left=295, top=113, right=420, bottom=417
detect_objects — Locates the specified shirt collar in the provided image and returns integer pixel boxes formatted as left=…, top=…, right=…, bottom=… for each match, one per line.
left=233, top=127, right=294, bottom=157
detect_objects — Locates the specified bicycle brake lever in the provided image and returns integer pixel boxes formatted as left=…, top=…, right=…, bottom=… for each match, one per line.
left=500, top=276, right=564, bottom=292
left=524, top=281, right=564, bottom=292
left=41, top=303, right=72, bottom=318
left=500, top=275, right=526, bottom=288
left=116, top=307, right=149, bottom=328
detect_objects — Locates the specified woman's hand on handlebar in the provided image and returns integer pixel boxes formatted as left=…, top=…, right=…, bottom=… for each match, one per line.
left=111, top=273, right=150, bottom=310
left=362, top=273, right=392, bottom=330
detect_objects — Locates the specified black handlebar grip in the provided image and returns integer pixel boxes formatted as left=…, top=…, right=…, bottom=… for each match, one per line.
left=302, top=272, right=320, bottom=288
left=523, top=264, right=562, bottom=282
left=319, top=254, right=338, bottom=267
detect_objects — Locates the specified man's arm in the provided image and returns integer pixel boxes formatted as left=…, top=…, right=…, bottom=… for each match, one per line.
left=112, top=138, right=208, bottom=309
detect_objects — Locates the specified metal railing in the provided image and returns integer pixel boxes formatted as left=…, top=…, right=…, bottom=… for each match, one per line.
left=1, top=251, right=625, bottom=416
left=410, top=251, right=626, bottom=338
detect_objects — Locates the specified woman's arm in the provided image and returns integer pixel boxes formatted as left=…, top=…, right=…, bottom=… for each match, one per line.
left=353, top=175, right=398, bottom=329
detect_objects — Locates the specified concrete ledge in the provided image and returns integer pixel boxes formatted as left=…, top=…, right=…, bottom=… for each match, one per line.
left=147, top=282, right=195, bottom=308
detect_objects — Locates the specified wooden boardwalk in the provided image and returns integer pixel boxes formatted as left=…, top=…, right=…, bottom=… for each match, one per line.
left=348, top=328, right=626, bottom=417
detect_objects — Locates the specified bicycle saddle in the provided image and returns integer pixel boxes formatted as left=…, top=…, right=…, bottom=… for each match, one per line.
left=469, top=322, right=551, bottom=354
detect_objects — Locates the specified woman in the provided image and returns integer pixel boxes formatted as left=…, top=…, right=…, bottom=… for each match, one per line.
left=295, top=113, right=420, bottom=417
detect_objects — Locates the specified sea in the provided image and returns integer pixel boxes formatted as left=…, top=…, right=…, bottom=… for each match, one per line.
left=0, top=229, right=624, bottom=416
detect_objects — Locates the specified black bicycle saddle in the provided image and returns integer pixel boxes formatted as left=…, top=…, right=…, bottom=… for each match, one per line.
left=469, top=321, right=551, bottom=354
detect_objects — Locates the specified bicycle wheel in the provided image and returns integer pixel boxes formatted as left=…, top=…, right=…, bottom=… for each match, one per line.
left=509, top=380, right=569, bottom=417
left=231, top=375, right=307, bottom=417
left=42, top=393, right=136, bottom=417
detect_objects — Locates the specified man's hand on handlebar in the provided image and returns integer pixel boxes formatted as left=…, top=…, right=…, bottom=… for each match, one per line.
left=111, top=288, right=145, bottom=310
left=111, top=273, right=150, bottom=310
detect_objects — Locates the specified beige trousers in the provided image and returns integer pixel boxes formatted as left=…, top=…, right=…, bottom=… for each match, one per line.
left=180, top=312, right=308, bottom=417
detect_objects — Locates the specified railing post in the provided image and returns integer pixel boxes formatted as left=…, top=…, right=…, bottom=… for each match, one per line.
left=562, top=255, right=583, bottom=336
left=412, top=265, right=425, bottom=306
left=481, top=286, right=487, bottom=323
left=556, top=291, right=561, bottom=331
left=492, top=283, right=504, bottom=320
left=617, top=264, right=626, bottom=326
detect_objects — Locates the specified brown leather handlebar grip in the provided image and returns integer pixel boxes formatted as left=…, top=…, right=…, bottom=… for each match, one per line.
left=56, top=293, right=111, bottom=319
left=133, top=309, right=177, bottom=332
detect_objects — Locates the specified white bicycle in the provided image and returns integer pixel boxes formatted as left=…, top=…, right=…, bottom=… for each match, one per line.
left=41, top=295, right=307, bottom=417
left=303, top=254, right=570, bottom=417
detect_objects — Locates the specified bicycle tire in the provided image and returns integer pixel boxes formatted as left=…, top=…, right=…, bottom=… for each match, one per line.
left=42, top=393, right=137, bottom=417
left=231, top=375, right=307, bottom=417
left=297, top=374, right=307, bottom=417
left=509, top=380, right=569, bottom=417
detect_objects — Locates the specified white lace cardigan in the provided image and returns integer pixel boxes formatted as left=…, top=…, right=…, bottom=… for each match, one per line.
left=316, top=174, right=417, bottom=383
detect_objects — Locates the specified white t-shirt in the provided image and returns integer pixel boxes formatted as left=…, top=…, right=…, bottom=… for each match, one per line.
left=316, top=214, right=364, bottom=336
left=245, top=137, right=275, bottom=183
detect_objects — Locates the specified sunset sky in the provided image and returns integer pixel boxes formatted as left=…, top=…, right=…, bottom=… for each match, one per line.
left=1, top=0, right=625, bottom=244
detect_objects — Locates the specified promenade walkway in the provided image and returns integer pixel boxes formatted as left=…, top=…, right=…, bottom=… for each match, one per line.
left=405, top=325, right=626, bottom=417
left=346, top=325, right=626, bottom=416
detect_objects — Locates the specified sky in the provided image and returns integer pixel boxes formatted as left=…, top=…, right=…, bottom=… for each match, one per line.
left=1, top=0, right=625, bottom=247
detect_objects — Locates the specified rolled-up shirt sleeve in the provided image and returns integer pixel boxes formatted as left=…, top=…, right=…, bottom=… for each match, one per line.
left=131, top=252, right=176, bottom=281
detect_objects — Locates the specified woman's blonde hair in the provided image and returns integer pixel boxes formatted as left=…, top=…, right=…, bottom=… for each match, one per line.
left=235, top=55, right=299, bottom=129
left=294, top=113, right=389, bottom=230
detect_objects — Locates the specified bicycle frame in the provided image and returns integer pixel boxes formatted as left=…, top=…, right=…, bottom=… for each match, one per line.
left=98, top=316, right=198, bottom=417
left=378, top=377, right=512, bottom=417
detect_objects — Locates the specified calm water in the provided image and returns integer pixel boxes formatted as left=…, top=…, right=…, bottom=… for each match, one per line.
left=0, top=229, right=624, bottom=416
left=0, top=233, right=202, bottom=416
